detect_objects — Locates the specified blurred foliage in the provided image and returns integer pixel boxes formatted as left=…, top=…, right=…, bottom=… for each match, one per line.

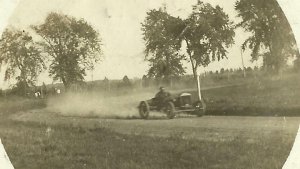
left=32, top=12, right=102, bottom=89
left=142, top=1, right=235, bottom=82
left=184, top=1, right=235, bottom=78
left=235, top=0, right=299, bottom=73
left=141, top=8, right=186, bottom=83
left=122, top=75, right=132, bottom=88
left=0, top=28, right=45, bottom=95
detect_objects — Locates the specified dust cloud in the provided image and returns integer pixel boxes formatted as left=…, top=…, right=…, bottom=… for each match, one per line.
left=45, top=91, right=154, bottom=118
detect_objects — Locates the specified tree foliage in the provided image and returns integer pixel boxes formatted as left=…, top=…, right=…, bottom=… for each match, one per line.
left=122, top=75, right=131, bottom=86
left=141, top=9, right=186, bottom=83
left=0, top=28, right=45, bottom=94
left=32, top=12, right=102, bottom=89
left=235, top=0, right=298, bottom=73
left=142, top=1, right=235, bottom=82
left=183, top=1, right=235, bottom=78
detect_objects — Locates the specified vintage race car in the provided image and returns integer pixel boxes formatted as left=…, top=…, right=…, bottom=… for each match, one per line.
left=138, top=92, right=206, bottom=119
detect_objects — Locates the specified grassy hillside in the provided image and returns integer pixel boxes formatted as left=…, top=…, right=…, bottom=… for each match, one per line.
left=201, top=73, right=300, bottom=116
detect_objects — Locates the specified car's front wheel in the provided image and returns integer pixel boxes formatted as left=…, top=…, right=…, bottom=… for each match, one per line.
left=194, top=100, right=206, bottom=117
left=139, top=101, right=150, bottom=119
left=164, top=102, right=175, bottom=119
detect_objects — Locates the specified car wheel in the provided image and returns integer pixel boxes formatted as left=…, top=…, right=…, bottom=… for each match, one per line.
left=139, top=101, right=150, bottom=119
left=195, top=100, right=206, bottom=117
left=165, top=102, right=175, bottom=119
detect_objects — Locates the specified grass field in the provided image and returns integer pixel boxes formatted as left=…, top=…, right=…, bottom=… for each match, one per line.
left=2, top=114, right=298, bottom=169
left=191, top=73, right=300, bottom=116
left=0, top=73, right=299, bottom=169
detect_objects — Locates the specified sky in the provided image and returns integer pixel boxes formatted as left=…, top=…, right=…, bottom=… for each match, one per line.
left=0, top=0, right=299, bottom=88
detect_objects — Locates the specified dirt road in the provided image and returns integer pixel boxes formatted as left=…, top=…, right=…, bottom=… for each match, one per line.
left=11, top=110, right=300, bottom=141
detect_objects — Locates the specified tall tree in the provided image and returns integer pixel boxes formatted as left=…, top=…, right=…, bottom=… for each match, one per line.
left=183, top=1, right=235, bottom=80
left=142, top=1, right=235, bottom=84
left=122, top=75, right=131, bottom=87
left=235, top=0, right=298, bottom=73
left=0, top=28, right=45, bottom=95
left=32, top=12, right=102, bottom=89
left=141, top=8, right=186, bottom=85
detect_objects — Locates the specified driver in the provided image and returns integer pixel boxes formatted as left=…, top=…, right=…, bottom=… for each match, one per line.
left=155, top=86, right=171, bottom=110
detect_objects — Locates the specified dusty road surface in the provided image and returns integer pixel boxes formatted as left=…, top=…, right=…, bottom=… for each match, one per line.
left=11, top=110, right=300, bottom=141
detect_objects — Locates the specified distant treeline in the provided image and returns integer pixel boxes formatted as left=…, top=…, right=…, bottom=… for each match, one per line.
left=0, top=65, right=297, bottom=97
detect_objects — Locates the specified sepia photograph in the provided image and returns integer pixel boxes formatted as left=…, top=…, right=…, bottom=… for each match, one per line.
left=0, top=0, right=300, bottom=168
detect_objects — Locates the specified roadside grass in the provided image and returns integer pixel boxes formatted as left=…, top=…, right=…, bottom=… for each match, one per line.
left=198, top=73, right=300, bottom=116
left=0, top=118, right=294, bottom=169
left=0, top=96, right=295, bottom=169
left=0, top=96, right=46, bottom=115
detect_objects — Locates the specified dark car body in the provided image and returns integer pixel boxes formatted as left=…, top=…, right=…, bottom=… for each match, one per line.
left=138, top=92, right=206, bottom=119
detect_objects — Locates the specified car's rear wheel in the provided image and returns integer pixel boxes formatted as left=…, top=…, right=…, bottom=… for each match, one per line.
left=194, top=100, right=206, bottom=117
left=165, top=102, right=175, bottom=119
left=139, top=101, right=150, bottom=119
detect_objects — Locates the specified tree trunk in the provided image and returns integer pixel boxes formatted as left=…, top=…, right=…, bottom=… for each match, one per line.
left=187, top=51, right=198, bottom=86
left=185, top=39, right=198, bottom=83
left=192, top=66, right=197, bottom=83
left=61, top=77, right=69, bottom=91
left=187, top=51, right=201, bottom=101
left=185, top=39, right=203, bottom=101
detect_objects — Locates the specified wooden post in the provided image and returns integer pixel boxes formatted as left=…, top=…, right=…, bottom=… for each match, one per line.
left=197, top=75, right=202, bottom=101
